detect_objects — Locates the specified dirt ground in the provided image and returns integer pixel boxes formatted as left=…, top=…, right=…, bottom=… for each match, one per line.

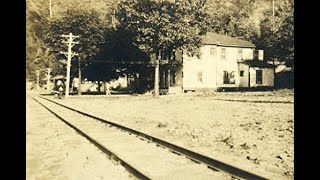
left=26, top=94, right=132, bottom=180
left=45, top=88, right=293, bottom=180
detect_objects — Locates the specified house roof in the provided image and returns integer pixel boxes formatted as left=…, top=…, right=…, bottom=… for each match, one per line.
left=240, top=60, right=275, bottom=68
left=203, top=32, right=255, bottom=48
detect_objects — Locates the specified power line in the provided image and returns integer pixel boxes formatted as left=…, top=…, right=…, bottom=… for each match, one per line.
left=82, top=60, right=182, bottom=65
left=87, top=60, right=151, bottom=64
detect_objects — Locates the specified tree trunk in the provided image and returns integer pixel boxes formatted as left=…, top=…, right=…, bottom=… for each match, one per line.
left=78, top=59, right=82, bottom=96
left=103, top=80, right=106, bottom=92
left=154, top=58, right=160, bottom=97
left=167, top=69, right=170, bottom=88
left=97, top=81, right=101, bottom=93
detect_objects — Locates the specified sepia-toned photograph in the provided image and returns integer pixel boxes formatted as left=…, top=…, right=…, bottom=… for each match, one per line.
left=26, top=0, right=294, bottom=179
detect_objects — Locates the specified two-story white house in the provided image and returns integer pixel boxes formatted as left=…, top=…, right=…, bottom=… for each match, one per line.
left=159, top=32, right=275, bottom=94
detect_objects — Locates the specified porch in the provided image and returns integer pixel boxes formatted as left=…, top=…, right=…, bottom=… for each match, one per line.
left=159, top=65, right=183, bottom=94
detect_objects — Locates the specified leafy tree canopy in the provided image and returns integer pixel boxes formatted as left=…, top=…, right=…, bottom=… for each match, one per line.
left=46, top=9, right=110, bottom=61
left=259, top=0, right=294, bottom=69
left=26, top=0, right=119, bottom=80
left=27, top=0, right=294, bottom=83
left=45, top=9, right=114, bottom=80
left=115, top=0, right=210, bottom=57
left=204, top=0, right=260, bottom=42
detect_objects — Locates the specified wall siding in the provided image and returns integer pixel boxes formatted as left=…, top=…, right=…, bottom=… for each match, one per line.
left=238, top=63, right=250, bottom=87
left=183, top=45, right=217, bottom=90
left=243, top=48, right=254, bottom=61
left=182, top=45, right=272, bottom=91
left=175, top=66, right=183, bottom=86
left=215, top=47, right=254, bottom=87
left=249, top=67, right=274, bottom=87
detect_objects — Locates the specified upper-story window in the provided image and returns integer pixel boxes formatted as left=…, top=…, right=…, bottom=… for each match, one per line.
left=169, top=50, right=176, bottom=61
left=160, top=50, right=167, bottom=60
left=221, top=48, right=226, bottom=60
left=254, top=49, right=259, bottom=60
left=198, top=72, right=203, bottom=83
left=237, top=49, right=243, bottom=61
left=210, top=47, right=216, bottom=56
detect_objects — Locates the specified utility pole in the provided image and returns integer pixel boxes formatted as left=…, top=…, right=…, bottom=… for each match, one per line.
left=112, top=8, right=116, bottom=29
left=60, top=33, right=79, bottom=98
left=49, top=0, right=52, bottom=19
left=272, top=0, right=275, bottom=32
left=78, top=58, right=81, bottom=96
left=36, top=70, right=40, bottom=90
left=46, top=68, right=51, bottom=92
left=272, top=0, right=275, bottom=66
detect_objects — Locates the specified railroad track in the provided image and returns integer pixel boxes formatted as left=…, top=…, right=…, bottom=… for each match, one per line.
left=27, top=94, right=268, bottom=180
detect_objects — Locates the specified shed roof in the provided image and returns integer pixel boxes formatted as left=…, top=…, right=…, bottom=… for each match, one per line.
left=203, top=32, right=255, bottom=48
left=241, top=60, right=275, bottom=68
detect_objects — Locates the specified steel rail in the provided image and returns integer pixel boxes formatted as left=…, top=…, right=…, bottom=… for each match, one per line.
left=38, top=95, right=268, bottom=180
left=28, top=95, right=151, bottom=180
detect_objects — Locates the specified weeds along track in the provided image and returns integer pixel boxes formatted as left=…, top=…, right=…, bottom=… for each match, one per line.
left=28, top=94, right=268, bottom=180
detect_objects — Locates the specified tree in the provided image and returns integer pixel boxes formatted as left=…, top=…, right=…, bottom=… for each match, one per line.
left=27, top=0, right=120, bottom=81
left=45, top=9, right=111, bottom=94
left=82, top=25, right=153, bottom=93
left=115, top=0, right=210, bottom=97
left=204, top=0, right=260, bottom=42
left=259, top=0, right=294, bottom=69
left=26, top=0, right=52, bottom=80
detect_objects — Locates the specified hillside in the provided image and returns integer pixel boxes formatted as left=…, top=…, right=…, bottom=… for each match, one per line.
left=26, top=0, right=285, bottom=80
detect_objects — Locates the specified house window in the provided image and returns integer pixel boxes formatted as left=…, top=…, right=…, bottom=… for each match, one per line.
left=240, top=71, right=244, bottom=77
left=161, top=50, right=166, bottom=60
left=237, top=49, right=243, bottom=61
left=198, top=72, right=203, bottom=83
left=223, top=71, right=235, bottom=84
left=210, top=47, right=216, bottom=56
left=254, top=50, right=259, bottom=60
left=256, top=70, right=263, bottom=84
left=221, top=48, right=226, bottom=60
left=159, top=50, right=171, bottom=60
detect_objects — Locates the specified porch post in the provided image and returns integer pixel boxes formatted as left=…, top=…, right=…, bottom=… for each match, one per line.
left=167, top=69, right=171, bottom=88
left=248, top=66, right=251, bottom=87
